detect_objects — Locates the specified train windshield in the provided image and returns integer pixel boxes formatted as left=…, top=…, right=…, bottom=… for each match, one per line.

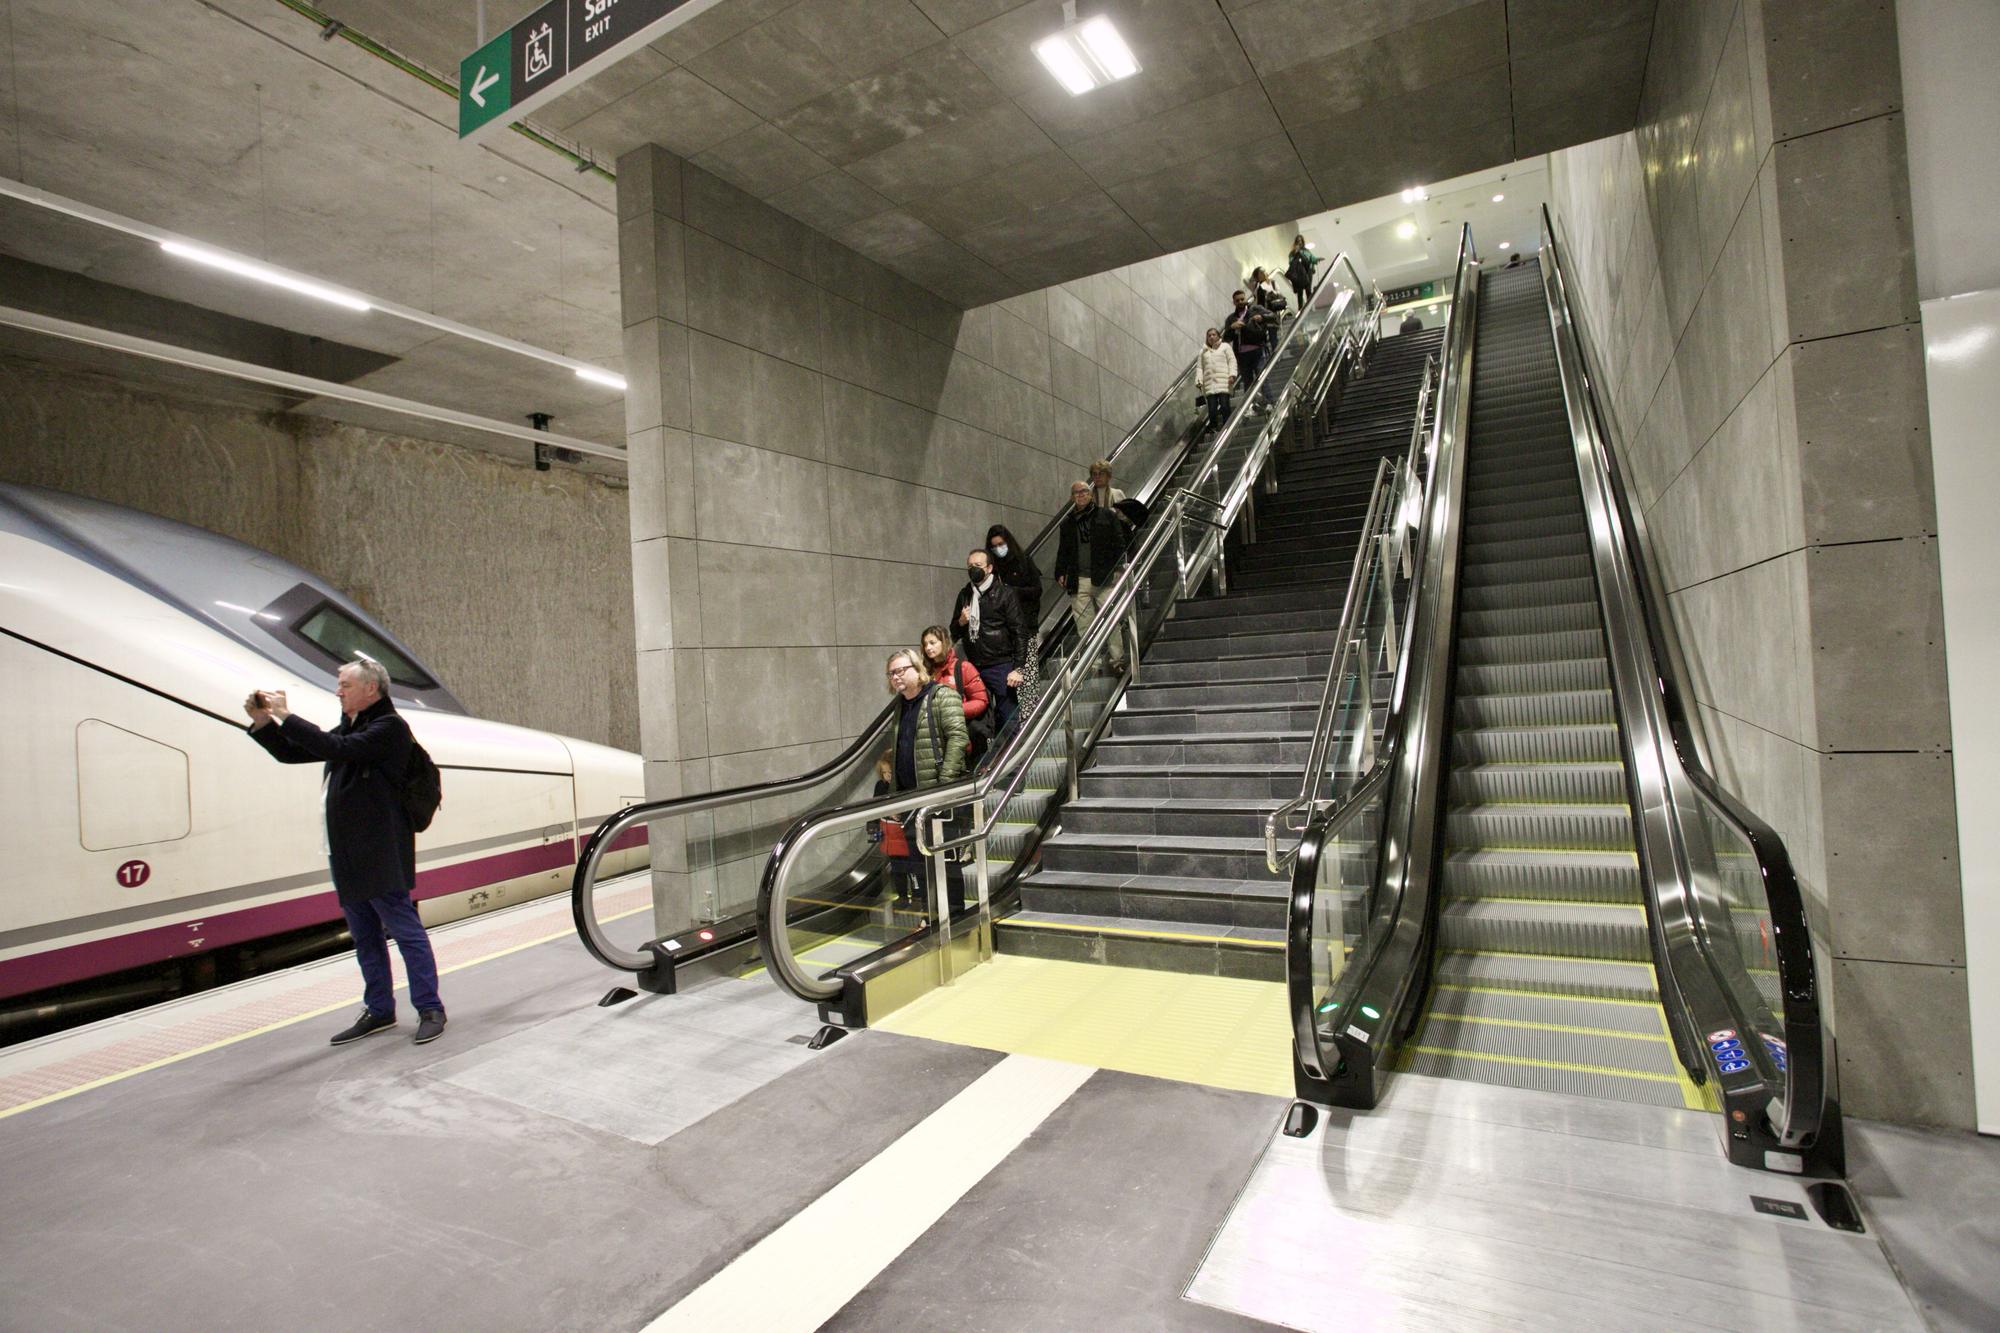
left=293, top=602, right=437, bottom=689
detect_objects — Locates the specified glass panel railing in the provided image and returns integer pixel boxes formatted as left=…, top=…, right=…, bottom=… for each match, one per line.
left=1288, top=768, right=1389, bottom=1083
left=1267, top=353, right=1433, bottom=875
left=758, top=265, right=1382, bottom=1009
left=1283, top=228, right=1480, bottom=1105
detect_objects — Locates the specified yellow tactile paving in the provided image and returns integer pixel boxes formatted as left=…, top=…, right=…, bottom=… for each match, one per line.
left=875, top=954, right=1293, bottom=1097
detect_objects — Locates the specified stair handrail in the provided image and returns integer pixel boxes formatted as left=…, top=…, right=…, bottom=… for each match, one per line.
left=755, top=261, right=1378, bottom=1003
left=1265, top=349, right=1436, bottom=874
left=1537, top=205, right=1833, bottom=1165
left=1281, top=225, right=1482, bottom=1090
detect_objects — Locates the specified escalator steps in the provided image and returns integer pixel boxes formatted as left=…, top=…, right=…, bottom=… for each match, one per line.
left=1410, top=258, right=1686, bottom=1111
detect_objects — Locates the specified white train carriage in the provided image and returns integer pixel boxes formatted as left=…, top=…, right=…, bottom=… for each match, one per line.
left=0, top=482, right=646, bottom=1003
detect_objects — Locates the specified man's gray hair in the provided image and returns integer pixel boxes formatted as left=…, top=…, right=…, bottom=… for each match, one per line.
left=342, top=657, right=392, bottom=695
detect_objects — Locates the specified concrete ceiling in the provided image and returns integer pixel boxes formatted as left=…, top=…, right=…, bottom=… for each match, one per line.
left=0, top=0, right=1652, bottom=463
left=328, top=0, right=1654, bottom=305
left=0, top=0, right=630, bottom=453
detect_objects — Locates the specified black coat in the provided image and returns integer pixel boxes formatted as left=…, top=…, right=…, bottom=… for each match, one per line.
left=991, top=548, right=1043, bottom=629
left=1055, top=502, right=1125, bottom=585
left=250, top=695, right=416, bottom=906
left=951, top=578, right=1027, bottom=668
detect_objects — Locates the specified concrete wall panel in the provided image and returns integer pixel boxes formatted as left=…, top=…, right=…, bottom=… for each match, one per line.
left=1549, top=0, right=1965, bottom=1126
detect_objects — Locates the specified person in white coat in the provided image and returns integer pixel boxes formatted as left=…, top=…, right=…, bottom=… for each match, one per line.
left=1196, top=327, right=1238, bottom=436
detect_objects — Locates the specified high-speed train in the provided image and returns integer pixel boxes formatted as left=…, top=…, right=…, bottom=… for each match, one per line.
left=0, top=481, right=647, bottom=1007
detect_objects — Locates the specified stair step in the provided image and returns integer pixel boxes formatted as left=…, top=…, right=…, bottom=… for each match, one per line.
left=1431, top=949, right=1660, bottom=1003
left=1441, top=847, right=1643, bottom=903
left=1446, top=760, right=1625, bottom=806
left=1437, top=898, right=1653, bottom=961
left=1445, top=803, right=1637, bottom=853
left=995, top=912, right=1284, bottom=979
left=1018, top=869, right=1288, bottom=927
left=1036, top=830, right=1284, bottom=881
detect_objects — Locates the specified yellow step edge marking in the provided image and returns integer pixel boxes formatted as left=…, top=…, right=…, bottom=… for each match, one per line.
left=1432, top=982, right=1659, bottom=1010
left=1649, top=983, right=1721, bottom=1113
left=1442, top=896, right=1646, bottom=911
left=1401, top=1041, right=1682, bottom=1085
left=1441, top=947, right=1654, bottom=970
left=1008, top=918, right=1284, bottom=948
left=1445, top=845, right=1638, bottom=855
left=1425, top=1011, right=1676, bottom=1044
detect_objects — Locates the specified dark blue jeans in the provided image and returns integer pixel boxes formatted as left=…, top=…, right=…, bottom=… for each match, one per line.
left=343, top=889, right=442, bottom=1017
left=976, top=660, right=1017, bottom=736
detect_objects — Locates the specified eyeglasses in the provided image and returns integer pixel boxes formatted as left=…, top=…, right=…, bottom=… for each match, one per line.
left=887, top=665, right=916, bottom=678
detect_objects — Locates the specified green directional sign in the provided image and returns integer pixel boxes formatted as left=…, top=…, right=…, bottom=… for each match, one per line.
left=457, top=0, right=724, bottom=142
left=458, top=31, right=513, bottom=138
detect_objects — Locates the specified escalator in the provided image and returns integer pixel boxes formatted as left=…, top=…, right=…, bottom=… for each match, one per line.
left=1284, top=217, right=1840, bottom=1177
left=1412, top=260, right=1693, bottom=1107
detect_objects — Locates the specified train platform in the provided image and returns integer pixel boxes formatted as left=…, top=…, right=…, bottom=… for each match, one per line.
left=0, top=886, right=1992, bottom=1331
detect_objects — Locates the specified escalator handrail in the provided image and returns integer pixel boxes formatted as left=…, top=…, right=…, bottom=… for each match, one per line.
left=756, top=263, right=1377, bottom=1003
left=1283, top=225, right=1482, bottom=1080
left=1537, top=206, right=1826, bottom=1150
left=1266, top=348, right=1436, bottom=874
left=571, top=321, right=1216, bottom=975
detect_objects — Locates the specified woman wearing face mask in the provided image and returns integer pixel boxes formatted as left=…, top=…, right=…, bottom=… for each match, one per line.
left=983, top=523, right=1042, bottom=633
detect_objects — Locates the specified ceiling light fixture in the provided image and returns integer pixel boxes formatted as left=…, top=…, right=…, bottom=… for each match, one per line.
left=575, top=366, right=627, bottom=391
left=1395, top=221, right=1417, bottom=239
left=161, top=240, right=371, bottom=312
left=1498, top=241, right=1512, bottom=250
left=1399, top=186, right=1428, bottom=203
left=1492, top=193, right=1506, bottom=203
left=1034, top=5, right=1139, bottom=96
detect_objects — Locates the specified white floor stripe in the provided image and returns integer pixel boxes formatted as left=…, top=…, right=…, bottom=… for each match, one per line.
left=642, top=1052, right=1095, bottom=1333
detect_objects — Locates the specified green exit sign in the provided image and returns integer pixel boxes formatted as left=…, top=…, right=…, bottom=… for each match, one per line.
left=457, top=0, right=727, bottom=143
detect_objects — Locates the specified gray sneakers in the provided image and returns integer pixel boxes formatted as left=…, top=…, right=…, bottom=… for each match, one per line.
left=413, top=1010, right=448, bottom=1045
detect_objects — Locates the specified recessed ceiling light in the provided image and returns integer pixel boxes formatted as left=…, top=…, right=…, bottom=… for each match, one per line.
left=1492, top=193, right=1505, bottom=203
left=1399, top=186, right=1428, bottom=203
left=576, top=367, right=628, bottom=391
left=1498, top=241, right=1512, bottom=250
left=1034, top=10, right=1139, bottom=96
left=1395, top=221, right=1417, bottom=240
left=161, top=240, right=371, bottom=312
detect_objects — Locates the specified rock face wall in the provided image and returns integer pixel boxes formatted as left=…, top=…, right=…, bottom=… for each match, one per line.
left=1548, top=0, right=1968, bottom=1128
left=0, top=354, right=638, bottom=752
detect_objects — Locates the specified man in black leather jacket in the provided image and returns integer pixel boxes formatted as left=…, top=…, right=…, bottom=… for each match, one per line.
left=1054, top=480, right=1130, bottom=671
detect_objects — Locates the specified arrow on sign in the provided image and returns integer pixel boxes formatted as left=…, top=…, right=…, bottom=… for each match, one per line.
left=468, top=66, right=500, bottom=107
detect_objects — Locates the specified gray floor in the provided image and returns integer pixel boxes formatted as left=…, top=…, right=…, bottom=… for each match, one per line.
left=826, top=1068, right=1284, bottom=1332
left=8, top=929, right=1996, bottom=1333
left=1849, top=1119, right=2000, bottom=1332
left=0, top=935, right=1000, bottom=1332
left=1186, top=1074, right=1925, bottom=1332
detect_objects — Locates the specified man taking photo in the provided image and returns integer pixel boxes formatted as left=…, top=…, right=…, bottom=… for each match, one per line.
left=245, top=660, right=446, bottom=1046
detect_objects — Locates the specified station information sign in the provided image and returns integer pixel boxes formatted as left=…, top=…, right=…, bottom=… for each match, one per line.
left=458, top=0, right=727, bottom=140
left=1381, top=281, right=1438, bottom=307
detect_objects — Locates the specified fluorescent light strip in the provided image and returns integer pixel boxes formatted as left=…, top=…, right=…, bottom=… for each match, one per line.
left=0, top=303, right=625, bottom=463
left=0, top=174, right=625, bottom=392
left=575, top=366, right=628, bottom=390
left=1034, top=15, right=1140, bottom=95
left=161, top=241, right=371, bottom=313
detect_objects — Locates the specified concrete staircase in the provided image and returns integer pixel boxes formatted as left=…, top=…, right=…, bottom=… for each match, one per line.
left=997, top=326, right=1446, bottom=977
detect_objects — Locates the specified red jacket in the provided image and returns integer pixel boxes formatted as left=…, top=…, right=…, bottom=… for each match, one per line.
left=931, top=651, right=989, bottom=720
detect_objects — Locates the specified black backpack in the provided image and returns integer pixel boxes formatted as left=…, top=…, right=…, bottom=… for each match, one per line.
left=398, top=739, right=443, bottom=832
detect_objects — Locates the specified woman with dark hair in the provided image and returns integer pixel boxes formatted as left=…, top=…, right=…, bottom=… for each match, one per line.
left=984, top=523, right=1042, bottom=632
left=1284, top=234, right=1320, bottom=309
